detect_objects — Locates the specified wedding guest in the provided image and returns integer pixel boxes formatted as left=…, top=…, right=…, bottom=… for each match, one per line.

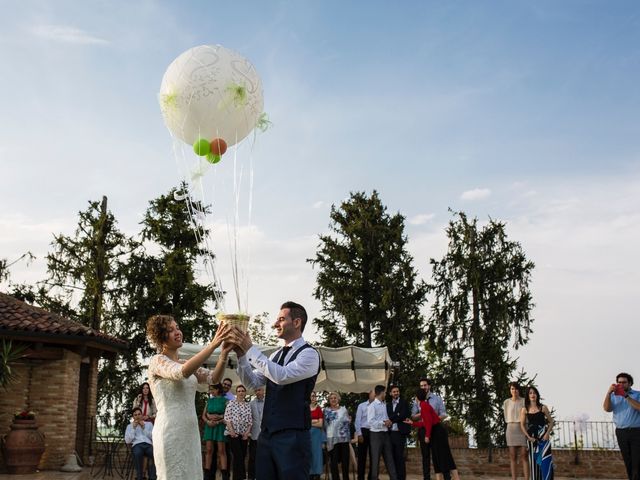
left=368, top=385, right=398, bottom=480
left=310, top=391, right=325, bottom=480
left=124, top=407, right=156, bottom=480
left=503, top=382, right=528, bottom=480
left=603, top=372, right=640, bottom=480
left=412, top=378, right=451, bottom=480
left=411, top=388, right=461, bottom=480
left=324, top=391, right=352, bottom=480
left=202, top=383, right=228, bottom=480
left=355, top=389, right=375, bottom=480
left=247, top=386, right=265, bottom=480
left=520, top=386, right=554, bottom=480
left=387, top=385, right=411, bottom=480
left=224, top=384, right=252, bottom=480
left=132, top=382, right=157, bottom=423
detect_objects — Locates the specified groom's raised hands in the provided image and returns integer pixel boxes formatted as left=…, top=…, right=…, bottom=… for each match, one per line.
left=226, top=326, right=252, bottom=357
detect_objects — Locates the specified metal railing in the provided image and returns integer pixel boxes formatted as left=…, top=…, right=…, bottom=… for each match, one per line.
left=551, top=420, right=618, bottom=451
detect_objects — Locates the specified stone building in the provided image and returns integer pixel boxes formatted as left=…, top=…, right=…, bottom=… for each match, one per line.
left=0, top=292, right=127, bottom=471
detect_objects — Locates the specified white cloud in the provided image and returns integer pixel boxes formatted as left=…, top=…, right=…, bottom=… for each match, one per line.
left=460, top=188, right=491, bottom=201
left=408, top=213, right=435, bottom=225
left=30, top=25, right=109, bottom=45
left=312, top=201, right=324, bottom=209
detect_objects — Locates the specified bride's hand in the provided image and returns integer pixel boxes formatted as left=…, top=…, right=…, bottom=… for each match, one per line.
left=211, top=322, right=230, bottom=348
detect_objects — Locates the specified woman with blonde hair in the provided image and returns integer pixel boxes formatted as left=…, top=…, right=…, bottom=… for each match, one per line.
left=323, top=391, right=351, bottom=480
left=146, top=314, right=231, bottom=480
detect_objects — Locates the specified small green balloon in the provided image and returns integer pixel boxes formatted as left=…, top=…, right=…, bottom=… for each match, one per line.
left=193, top=138, right=211, bottom=156
left=206, top=153, right=221, bottom=164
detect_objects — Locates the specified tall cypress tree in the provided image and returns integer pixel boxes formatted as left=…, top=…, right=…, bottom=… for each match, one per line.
left=308, top=190, right=428, bottom=387
left=43, top=196, right=134, bottom=331
left=427, top=211, right=535, bottom=447
left=35, top=188, right=222, bottom=420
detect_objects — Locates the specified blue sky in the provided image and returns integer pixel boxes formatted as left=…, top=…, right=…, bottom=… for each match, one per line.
left=1, top=1, right=640, bottom=420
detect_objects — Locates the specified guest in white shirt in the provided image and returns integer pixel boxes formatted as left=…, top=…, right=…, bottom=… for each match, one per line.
left=230, top=301, right=321, bottom=480
left=367, top=385, right=398, bottom=480
left=355, top=389, right=375, bottom=480
left=124, top=407, right=156, bottom=480
left=248, top=386, right=265, bottom=480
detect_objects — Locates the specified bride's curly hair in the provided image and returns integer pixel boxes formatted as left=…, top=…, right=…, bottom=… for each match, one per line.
left=147, top=314, right=175, bottom=351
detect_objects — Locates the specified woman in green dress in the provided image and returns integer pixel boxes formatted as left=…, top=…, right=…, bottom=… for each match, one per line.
left=202, top=383, right=229, bottom=480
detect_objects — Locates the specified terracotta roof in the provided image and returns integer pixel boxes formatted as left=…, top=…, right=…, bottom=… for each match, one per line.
left=0, top=292, right=127, bottom=350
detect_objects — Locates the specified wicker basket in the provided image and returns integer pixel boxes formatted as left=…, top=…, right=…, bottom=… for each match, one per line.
left=216, top=313, right=250, bottom=332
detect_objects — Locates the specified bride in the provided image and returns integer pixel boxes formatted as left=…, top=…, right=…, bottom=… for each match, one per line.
left=147, top=314, right=232, bottom=480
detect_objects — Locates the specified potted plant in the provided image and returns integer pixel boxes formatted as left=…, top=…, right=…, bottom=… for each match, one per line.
left=1, top=340, right=46, bottom=474
left=444, top=416, right=469, bottom=448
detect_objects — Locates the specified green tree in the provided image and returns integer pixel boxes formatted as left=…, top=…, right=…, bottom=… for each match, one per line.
left=42, top=196, right=134, bottom=330
left=308, top=190, right=428, bottom=388
left=1, top=253, right=34, bottom=285
left=30, top=197, right=137, bottom=424
left=248, top=312, right=278, bottom=346
left=102, top=186, right=223, bottom=421
left=426, top=211, right=535, bottom=447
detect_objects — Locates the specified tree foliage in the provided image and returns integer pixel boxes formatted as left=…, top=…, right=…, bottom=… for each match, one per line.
left=99, top=187, right=222, bottom=420
left=248, top=312, right=278, bottom=347
left=43, top=196, right=134, bottom=330
left=309, top=191, right=429, bottom=388
left=426, top=211, right=535, bottom=447
left=12, top=188, right=223, bottom=422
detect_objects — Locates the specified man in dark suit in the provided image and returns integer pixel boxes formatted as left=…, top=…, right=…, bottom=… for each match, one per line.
left=387, top=385, right=411, bottom=480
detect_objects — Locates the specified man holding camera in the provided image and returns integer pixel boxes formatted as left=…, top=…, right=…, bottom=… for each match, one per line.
left=604, top=372, right=640, bottom=480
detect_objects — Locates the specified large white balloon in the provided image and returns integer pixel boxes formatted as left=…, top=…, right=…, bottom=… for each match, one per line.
left=159, top=45, right=264, bottom=147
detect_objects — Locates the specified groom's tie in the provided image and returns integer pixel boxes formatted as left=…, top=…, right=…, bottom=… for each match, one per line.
left=277, top=346, right=292, bottom=366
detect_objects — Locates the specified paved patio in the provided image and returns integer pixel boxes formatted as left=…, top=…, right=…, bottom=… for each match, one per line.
left=0, top=471, right=608, bottom=480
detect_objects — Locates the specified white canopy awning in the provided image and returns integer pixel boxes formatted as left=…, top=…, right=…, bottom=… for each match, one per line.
left=178, top=343, right=393, bottom=394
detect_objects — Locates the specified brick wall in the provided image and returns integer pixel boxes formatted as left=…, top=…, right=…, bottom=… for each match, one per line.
left=401, top=446, right=628, bottom=478
left=0, top=350, right=82, bottom=471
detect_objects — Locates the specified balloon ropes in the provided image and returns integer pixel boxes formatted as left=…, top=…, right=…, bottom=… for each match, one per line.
left=159, top=44, right=269, bottom=318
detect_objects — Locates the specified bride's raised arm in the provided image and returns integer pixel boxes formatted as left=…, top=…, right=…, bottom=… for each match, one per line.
left=195, top=343, right=234, bottom=384
left=180, top=322, right=231, bottom=378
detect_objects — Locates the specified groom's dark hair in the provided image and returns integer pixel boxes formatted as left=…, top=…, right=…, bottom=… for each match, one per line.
left=281, top=301, right=307, bottom=332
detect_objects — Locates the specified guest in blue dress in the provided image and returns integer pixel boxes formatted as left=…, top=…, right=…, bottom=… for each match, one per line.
left=309, top=392, right=325, bottom=480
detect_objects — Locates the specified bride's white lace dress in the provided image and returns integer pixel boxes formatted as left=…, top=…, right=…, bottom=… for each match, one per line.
left=148, top=354, right=218, bottom=480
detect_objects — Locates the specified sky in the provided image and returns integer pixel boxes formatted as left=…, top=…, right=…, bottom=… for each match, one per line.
left=1, top=0, right=640, bottom=423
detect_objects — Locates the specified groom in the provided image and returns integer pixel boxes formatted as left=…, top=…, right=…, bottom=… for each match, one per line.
left=227, top=301, right=320, bottom=480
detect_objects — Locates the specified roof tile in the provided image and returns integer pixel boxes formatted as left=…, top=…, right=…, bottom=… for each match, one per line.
left=0, top=292, right=127, bottom=347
